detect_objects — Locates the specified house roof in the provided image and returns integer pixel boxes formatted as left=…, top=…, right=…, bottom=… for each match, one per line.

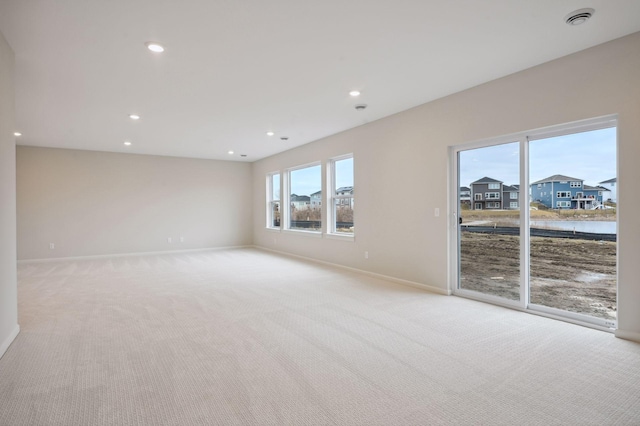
left=471, top=177, right=502, bottom=184
left=531, top=175, right=582, bottom=185
left=599, top=177, right=617, bottom=184
left=460, top=186, right=470, bottom=191
left=503, top=185, right=519, bottom=192
left=584, top=184, right=599, bottom=190
left=310, top=191, right=322, bottom=196
left=336, top=186, right=353, bottom=193
left=291, top=195, right=310, bottom=202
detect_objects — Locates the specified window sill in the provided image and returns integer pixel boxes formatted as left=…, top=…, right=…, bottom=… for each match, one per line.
left=265, top=227, right=281, bottom=232
left=325, top=233, right=355, bottom=242
left=283, top=229, right=323, bottom=238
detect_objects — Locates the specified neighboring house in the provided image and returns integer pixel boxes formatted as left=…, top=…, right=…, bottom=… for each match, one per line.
left=530, top=175, right=605, bottom=209
left=470, top=177, right=503, bottom=210
left=290, top=194, right=310, bottom=210
left=335, top=186, right=354, bottom=208
left=459, top=187, right=471, bottom=205
left=598, top=177, right=617, bottom=202
left=310, top=190, right=322, bottom=208
left=502, top=185, right=520, bottom=209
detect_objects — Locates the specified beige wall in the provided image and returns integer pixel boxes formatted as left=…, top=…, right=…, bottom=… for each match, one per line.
left=0, top=30, right=18, bottom=358
left=17, top=147, right=253, bottom=259
left=252, top=33, right=640, bottom=339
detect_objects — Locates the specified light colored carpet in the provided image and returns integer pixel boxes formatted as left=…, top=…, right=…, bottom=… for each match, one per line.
left=1, top=248, right=639, bottom=425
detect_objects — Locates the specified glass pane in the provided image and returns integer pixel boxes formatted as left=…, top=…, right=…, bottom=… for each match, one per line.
left=334, top=198, right=354, bottom=233
left=529, top=127, right=617, bottom=320
left=272, top=173, right=280, bottom=200
left=459, top=142, right=520, bottom=301
left=271, top=201, right=280, bottom=227
left=334, top=157, right=354, bottom=233
left=289, top=165, right=321, bottom=231
left=334, top=157, right=354, bottom=194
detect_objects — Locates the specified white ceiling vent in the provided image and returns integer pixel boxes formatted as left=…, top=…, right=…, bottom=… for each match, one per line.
left=565, top=8, right=595, bottom=26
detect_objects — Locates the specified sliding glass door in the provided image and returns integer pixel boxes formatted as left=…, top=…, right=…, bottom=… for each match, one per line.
left=452, top=117, right=617, bottom=328
left=528, top=127, right=617, bottom=326
left=457, top=142, right=521, bottom=303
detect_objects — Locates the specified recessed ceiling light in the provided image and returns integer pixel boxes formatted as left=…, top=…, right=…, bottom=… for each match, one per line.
left=14, top=132, right=22, bottom=137
left=145, top=42, right=165, bottom=53
left=129, top=114, right=140, bottom=120
left=266, top=131, right=275, bottom=136
left=565, top=8, right=595, bottom=25
left=349, top=90, right=361, bottom=97
left=124, top=141, right=132, bottom=146
left=228, top=150, right=234, bottom=155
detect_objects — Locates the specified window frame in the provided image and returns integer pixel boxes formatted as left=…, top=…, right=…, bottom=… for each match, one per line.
left=266, top=172, right=281, bottom=230
left=284, top=162, right=323, bottom=235
left=326, top=154, right=354, bottom=239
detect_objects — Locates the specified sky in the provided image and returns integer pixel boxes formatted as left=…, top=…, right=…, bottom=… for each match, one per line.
left=459, top=127, right=616, bottom=188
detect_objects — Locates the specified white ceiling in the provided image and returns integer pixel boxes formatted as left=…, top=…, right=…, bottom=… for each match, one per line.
left=1, top=1, right=640, bottom=162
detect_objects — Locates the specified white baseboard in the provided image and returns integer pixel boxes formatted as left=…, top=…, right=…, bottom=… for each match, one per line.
left=614, top=329, right=640, bottom=343
left=17, top=245, right=253, bottom=264
left=0, top=325, right=20, bottom=359
left=254, top=245, right=450, bottom=296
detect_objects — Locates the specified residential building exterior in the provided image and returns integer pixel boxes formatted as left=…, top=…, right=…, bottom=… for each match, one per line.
left=310, top=191, right=322, bottom=208
left=503, top=185, right=520, bottom=210
left=290, top=194, right=310, bottom=210
left=335, top=186, right=354, bottom=208
left=459, top=186, right=471, bottom=205
left=599, top=177, right=617, bottom=202
left=530, top=175, right=606, bottom=209
left=470, top=177, right=519, bottom=210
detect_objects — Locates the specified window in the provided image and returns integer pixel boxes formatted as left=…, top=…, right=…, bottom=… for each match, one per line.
left=556, top=191, right=570, bottom=198
left=537, top=184, right=542, bottom=188
left=556, top=201, right=571, bottom=208
left=266, top=172, right=281, bottom=228
left=488, top=183, right=500, bottom=189
left=510, top=192, right=518, bottom=199
left=510, top=202, right=518, bottom=208
left=328, top=155, right=354, bottom=235
left=475, top=193, right=482, bottom=200
left=485, top=192, right=500, bottom=199
left=487, top=202, right=500, bottom=208
left=474, top=203, right=483, bottom=210
left=287, top=163, right=322, bottom=232
left=570, top=181, right=582, bottom=188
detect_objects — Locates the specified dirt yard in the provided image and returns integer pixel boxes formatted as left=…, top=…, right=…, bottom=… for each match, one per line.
left=459, top=231, right=617, bottom=320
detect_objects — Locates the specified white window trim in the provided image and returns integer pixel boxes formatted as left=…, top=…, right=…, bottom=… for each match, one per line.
left=285, top=162, right=322, bottom=234
left=510, top=192, right=518, bottom=199
left=326, top=154, right=354, bottom=239
left=488, top=183, right=500, bottom=189
left=266, top=172, right=281, bottom=230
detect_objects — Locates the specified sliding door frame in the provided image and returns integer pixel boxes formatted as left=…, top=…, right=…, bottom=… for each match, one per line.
left=448, top=114, right=618, bottom=331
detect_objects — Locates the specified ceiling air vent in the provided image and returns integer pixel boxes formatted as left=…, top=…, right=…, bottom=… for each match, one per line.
left=565, top=8, right=595, bottom=26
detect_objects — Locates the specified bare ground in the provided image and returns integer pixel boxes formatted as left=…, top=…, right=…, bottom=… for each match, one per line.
left=460, top=232, right=616, bottom=320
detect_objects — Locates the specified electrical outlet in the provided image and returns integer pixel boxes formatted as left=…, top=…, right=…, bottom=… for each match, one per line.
left=49, top=243, right=55, bottom=250
left=179, top=236, right=184, bottom=243
left=434, top=207, right=440, bottom=217
left=167, top=237, right=172, bottom=243
left=364, top=251, right=369, bottom=259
